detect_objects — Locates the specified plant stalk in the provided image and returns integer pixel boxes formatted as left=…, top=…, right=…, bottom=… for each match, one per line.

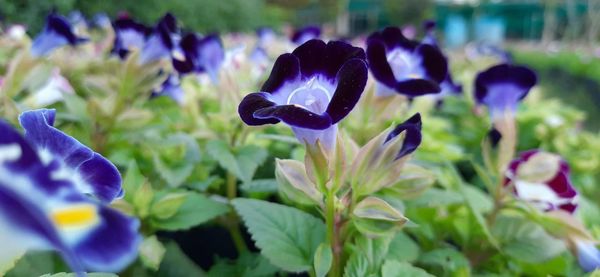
left=326, top=192, right=341, bottom=277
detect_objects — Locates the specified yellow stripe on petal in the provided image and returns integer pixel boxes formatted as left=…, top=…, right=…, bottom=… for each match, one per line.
left=51, top=204, right=99, bottom=228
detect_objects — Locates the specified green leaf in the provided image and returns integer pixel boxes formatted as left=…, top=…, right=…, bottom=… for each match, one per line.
left=206, top=140, right=268, bottom=183
left=139, top=235, right=166, bottom=271
left=153, top=153, right=194, bottom=188
left=314, top=243, right=333, bottom=277
left=232, top=198, right=326, bottom=272
left=151, top=192, right=229, bottom=231
left=344, top=236, right=392, bottom=277
left=6, top=252, right=56, bottom=277
left=492, top=215, right=567, bottom=263
left=275, top=159, right=322, bottom=205
left=352, top=196, right=408, bottom=236
left=122, top=160, right=144, bottom=203
left=418, top=248, right=470, bottom=275
left=133, top=180, right=154, bottom=219
left=157, top=242, right=207, bottom=277
left=151, top=192, right=189, bottom=220
left=207, top=252, right=278, bottom=277
left=40, top=272, right=119, bottom=277
left=240, top=179, right=278, bottom=194
left=387, top=232, right=420, bottom=262
left=381, top=260, right=434, bottom=277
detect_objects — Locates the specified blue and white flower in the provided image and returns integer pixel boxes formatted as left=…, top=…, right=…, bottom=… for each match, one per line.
left=31, top=14, right=88, bottom=57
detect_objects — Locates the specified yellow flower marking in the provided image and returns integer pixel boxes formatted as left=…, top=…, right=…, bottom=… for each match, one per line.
left=51, top=204, right=99, bottom=228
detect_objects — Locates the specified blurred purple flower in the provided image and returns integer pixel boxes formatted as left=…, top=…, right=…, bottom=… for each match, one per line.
left=291, top=25, right=321, bottom=45
left=0, top=115, right=139, bottom=275
left=151, top=74, right=184, bottom=105
left=256, top=27, right=276, bottom=47
left=474, top=63, right=537, bottom=119
left=575, top=240, right=600, bottom=272
left=31, top=14, right=88, bottom=57
left=238, top=39, right=367, bottom=150
left=111, top=17, right=149, bottom=59
left=366, top=27, right=447, bottom=97
left=140, top=13, right=181, bottom=64
left=172, top=33, right=225, bottom=84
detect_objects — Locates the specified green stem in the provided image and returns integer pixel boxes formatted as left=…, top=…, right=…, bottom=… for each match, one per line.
left=225, top=172, right=248, bottom=254
left=325, top=192, right=341, bottom=277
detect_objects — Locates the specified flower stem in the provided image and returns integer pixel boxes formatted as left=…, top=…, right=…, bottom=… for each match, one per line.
left=325, top=192, right=341, bottom=277
left=225, top=172, right=248, bottom=254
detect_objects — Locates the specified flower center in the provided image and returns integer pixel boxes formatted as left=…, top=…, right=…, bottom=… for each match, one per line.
left=51, top=203, right=99, bottom=228
left=287, top=77, right=331, bottom=114
left=387, top=48, right=423, bottom=81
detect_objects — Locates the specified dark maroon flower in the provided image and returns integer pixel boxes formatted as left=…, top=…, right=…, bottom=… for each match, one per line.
left=238, top=39, right=367, bottom=150
left=366, top=27, right=448, bottom=97
left=474, top=63, right=537, bottom=119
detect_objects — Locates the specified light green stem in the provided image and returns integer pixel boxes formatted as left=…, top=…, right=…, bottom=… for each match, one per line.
left=325, top=192, right=341, bottom=277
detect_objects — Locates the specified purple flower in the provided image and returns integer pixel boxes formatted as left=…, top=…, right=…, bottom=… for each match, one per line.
left=366, top=27, right=448, bottom=97
left=0, top=117, right=140, bottom=275
left=31, top=14, right=88, bottom=57
left=575, top=240, right=600, bottom=272
left=256, top=27, right=276, bottom=47
left=505, top=150, right=578, bottom=213
left=291, top=26, right=321, bottom=45
left=140, top=13, right=181, bottom=64
left=19, top=109, right=123, bottom=203
left=238, top=39, right=368, bottom=150
left=385, top=113, right=422, bottom=159
left=172, top=33, right=225, bottom=84
left=422, top=20, right=437, bottom=46
left=111, top=17, right=149, bottom=59
left=474, top=63, right=537, bottom=119
left=151, top=74, right=184, bottom=105
left=92, top=13, right=111, bottom=29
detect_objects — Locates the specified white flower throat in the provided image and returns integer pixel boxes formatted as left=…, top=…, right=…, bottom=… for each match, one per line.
left=287, top=77, right=332, bottom=114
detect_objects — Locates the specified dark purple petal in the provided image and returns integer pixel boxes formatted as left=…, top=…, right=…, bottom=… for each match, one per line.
left=326, top=59, right=368, bottom=124
left=73, top=206, right=141, bottom=272
left=157, top=13, right=178, bottom=49
left=395, top=79, right=441, bottom=96
left=377, top=27, right=418, bottom=51
left=111, top=18, right=149, bottom=59
left=385, top=113, right=422, bottom=158
left=487, top=128, right=502, bottom=148
left=19, top=109, right=122, bottom=203
left=261, top=53, right=301, bottom=93
left=417, top=44, right=448, bottom=83
left=366, top=39, right=397, bottom=88
left=474, top=63, right=537, bottom=106
left=238, top=92, right=279, bottom=126
left=547, top=171, right=577, bottom=199
left=177, top=33, right=224, bottom=81
left=291, top=25, right=321, bottom=44
left=254, top=105, right=332, bottom=130
left=292, top=39, right=327, bottom=78
left=423, top=20, right=436, bottom=32
left=0, top=120, right=43, bottom=174
left=323, top=41, right=366, bottom=79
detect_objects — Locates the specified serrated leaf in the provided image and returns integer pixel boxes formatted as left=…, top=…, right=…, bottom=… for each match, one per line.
left=39, top=274, right=118, bottom=277
left=151, top=193, right=229, bottom=231
left=123, top=160, right=144, bottom=203
left=344, top=236, right=392, bottom=277
left=314, top=243, right=333, bottom=277
left=207, top=252, right=278, bottom=277
left=232, top=198, right=326, bottom=272
left=139, top=235, right=166, bottom=271
left=418, top=248, right=470, bottom=274
left=381, top=260, right=434, bottom=277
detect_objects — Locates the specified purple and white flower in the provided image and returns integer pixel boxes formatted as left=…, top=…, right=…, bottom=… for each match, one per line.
left=256, top=27, right=276, bottom=47
left=474, top=63, right=537, bottom=119
left=111, top=17, right=149, bottom=59
left=238, top=39, right=368, bottom=150
left=31, top=14, right=88, bottom=57
left=0, top=113, right=139, bottom=275
left=172, top=33, right=225, bottom=84
left=291, top=26, right=321, bottom=45
left=139, top=13, right=181, bottom=64
left=366, top=27, right=447, bottom=97
left=19, top=109, right=123, bottom=203
left=151, top=74, right=184, bottom=105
